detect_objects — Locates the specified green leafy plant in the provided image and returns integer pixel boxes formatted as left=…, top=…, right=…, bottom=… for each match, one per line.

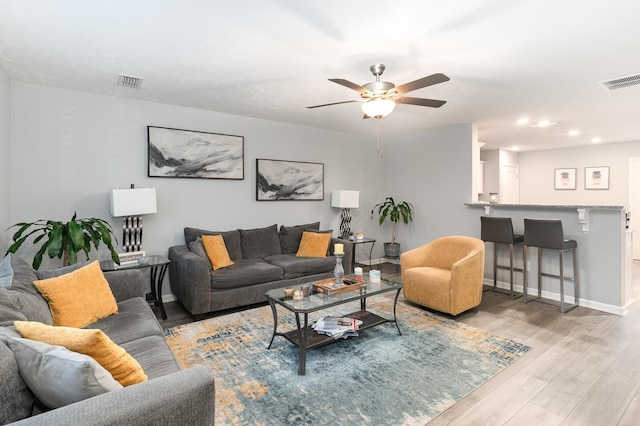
left=371, top=197, right=414, bottom=244
left=6, top=212, right=119, bottom=269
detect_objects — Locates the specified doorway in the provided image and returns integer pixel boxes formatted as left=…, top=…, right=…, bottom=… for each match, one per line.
left=500, top=164, right=519, bottom=204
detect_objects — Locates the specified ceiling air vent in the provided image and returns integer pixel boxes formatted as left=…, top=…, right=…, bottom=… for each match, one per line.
left=117, top=74, right=143, bottom=89
left=599, top=73, right=640, bottom=90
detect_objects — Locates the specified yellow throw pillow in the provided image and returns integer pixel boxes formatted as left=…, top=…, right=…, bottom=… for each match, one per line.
left=296, top=232, right=332, bottom=258
left=34, top=261, right=118, bottom=328
left=202, top=235, right=235, bottom=270
left=14, top=321, right=147, bottom=387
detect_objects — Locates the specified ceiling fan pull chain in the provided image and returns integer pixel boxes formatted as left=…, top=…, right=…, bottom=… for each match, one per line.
left=377, top=118, right=384, bottom=158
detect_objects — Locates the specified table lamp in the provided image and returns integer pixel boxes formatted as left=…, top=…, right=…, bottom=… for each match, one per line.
left=109, top=185, right=157, bottom=252
left=331, top=190, right=359, bottom=238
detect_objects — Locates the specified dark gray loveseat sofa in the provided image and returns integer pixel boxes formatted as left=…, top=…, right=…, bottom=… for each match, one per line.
left=168, top=222, right=353, bottom=319
left=0, top=255, right=215, bottom=425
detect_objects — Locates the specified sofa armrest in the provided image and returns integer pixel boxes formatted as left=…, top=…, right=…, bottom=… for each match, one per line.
left=330, top=238, right=354, bottom=274
left=104, top=269, right=146, bottom=302
left=168, top=245, right=212, bottom=317
left=11, top=366, right=215, bottom=426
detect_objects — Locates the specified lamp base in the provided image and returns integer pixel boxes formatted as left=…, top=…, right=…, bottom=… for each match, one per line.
left=339, top=208, right=352, bottom=239
left=122, top=215, right=143, bottom=252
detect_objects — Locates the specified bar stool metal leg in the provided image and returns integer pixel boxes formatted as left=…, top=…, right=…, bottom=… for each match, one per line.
left=522, top=244, right=528, bottom=303
left=559, top=250, right=565, bottom=313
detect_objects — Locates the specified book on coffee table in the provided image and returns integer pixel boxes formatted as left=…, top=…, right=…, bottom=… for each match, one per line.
left=313, top=277, right=366, bottom=295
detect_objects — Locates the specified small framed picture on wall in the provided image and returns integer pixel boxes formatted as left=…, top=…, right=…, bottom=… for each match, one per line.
left=585, top=166, right=610, bottom=190
left=554, top=168, right=576, bottom=190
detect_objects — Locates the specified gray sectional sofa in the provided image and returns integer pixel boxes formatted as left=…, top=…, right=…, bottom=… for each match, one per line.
left=168, top=222, right=353, bottom=319
left=0, top=255, right=215, bottom=425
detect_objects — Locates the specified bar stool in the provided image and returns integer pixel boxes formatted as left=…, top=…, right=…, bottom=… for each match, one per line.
left=480, top=216, right=524, bottom=299
left=523, top=218, right=579, bottom=313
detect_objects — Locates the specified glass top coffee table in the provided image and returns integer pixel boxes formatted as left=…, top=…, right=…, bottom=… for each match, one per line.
left=265, top=275, right=402, bottom=375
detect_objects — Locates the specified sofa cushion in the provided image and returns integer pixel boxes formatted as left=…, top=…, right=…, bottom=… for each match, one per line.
left=278, top=222, right=321, bottom=254
left=240, top=224, right=281, bottom=259
left=0, top=254, right=13, bottom=289
left=7, top=255, right=53, bottom=325
left=5, top=337, right=122, bottom=409
left=121, top=335, right=181, bottom=380
left=0, top=329, right=33, bottom=424
left=0, top=287, right=28, bottom=327
left=296, top=231, right=332, bottom=258
left=264, top=254, right=335, bottom=279
left=202, top=235, right=235, bottom=270
left=34, top=261, right=118, bottom=328
left=184, top=227, right=242, bottom=261
left=90, top=298, right=164, bottom=346
left=210, top=258, right=283, bottom=290
left=14, top=321, right=148, bottom=387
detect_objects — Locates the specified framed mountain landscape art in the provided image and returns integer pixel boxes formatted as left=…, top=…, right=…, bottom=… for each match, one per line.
left=256, top=159, right=324, bottom=201
left=147, top=126, right=244, bottom=179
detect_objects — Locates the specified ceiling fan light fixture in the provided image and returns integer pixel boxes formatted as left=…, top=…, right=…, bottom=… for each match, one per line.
left=361, top=98, right=395, bottom=118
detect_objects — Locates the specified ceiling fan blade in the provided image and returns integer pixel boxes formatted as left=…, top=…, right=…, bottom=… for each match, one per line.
left=393, top=73, right=450, bottom=95
left=329, top=78, right=370, bottom=94
left=306, top=100, right=359, bottom=109
left=396, top=97, right=447, bottom=108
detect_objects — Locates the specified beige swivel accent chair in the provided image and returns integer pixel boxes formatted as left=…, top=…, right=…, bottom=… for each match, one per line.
left=400, top=236, right=485, bottom=316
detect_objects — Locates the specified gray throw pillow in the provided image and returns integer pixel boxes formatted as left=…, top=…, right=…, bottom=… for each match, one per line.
left=0, top=287, right=28, bottom=326
left=189, top=238, right=213, bottom=270
left=240, top=224, right=282, bottom=259
left=0, top=254, right=13, bottom=289
left=0, top=332, right=33, bottom=424
left=278, top=222, right=321, bottom=254
left=34, top=260, right=92, bottom=280
left=5, top=337, right=123, bottom=409
left=184, top=227, right=243, bottom=260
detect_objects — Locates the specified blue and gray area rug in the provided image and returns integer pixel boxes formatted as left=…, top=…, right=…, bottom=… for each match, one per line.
left=165, top=298, right=530, bottom=426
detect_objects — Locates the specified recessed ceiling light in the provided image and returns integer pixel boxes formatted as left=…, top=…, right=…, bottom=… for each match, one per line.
left=512, top=146, right=519, bottom=151
left=591, top=137, right=602, bottom=143
left=568, top=130, right=580, bottom=136
left=516, top=118, right=529, bottom=125
left=533, top=120, right=557, bottom=128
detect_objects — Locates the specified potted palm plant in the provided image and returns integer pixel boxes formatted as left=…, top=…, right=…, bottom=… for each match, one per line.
left=371, top=197, right=414, bottom=258
left=5, top=212, right=120, bottom=269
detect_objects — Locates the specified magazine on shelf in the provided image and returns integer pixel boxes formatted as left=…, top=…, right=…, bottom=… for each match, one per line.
left=312, top=317, right=363, bottom=339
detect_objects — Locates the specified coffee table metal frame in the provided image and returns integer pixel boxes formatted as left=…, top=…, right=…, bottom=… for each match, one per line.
left=266, top=276, right=402, bottom=375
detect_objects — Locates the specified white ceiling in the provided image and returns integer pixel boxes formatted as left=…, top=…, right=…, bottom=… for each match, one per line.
left=1, top=0, right=640, bottom=151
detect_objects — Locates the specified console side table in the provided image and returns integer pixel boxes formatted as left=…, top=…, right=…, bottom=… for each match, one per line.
left=100, top=255, right=170, bottom=320
left=339, top=237, right=376, bottom=271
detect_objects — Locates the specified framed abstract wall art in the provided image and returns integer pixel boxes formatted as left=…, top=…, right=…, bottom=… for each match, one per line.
left=147, top=126, right=244, bottom=179
left=585, top=166, right=610, bottom=190
left=554, top=168, right=576, bottom=190
left=256, top=159, right=324, bottom=201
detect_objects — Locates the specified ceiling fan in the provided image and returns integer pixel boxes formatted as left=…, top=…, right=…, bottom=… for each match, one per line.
left=306, top=64, right=450, bottom=119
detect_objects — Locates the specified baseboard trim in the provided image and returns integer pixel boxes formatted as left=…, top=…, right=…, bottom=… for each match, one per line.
left=483, top=278, right=630, bottom=316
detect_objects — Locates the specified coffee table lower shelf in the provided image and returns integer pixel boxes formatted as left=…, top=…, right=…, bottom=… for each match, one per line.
left=280, top=310, right=390, bottom=350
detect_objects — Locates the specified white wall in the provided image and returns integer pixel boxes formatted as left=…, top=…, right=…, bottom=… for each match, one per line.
left=382, top=124, right=479, bottom=255
left=518, top=141, right=640, bottom=205
left=0, top=66, right=10, bottom=254
left=7, top=82, right=390, bottom=296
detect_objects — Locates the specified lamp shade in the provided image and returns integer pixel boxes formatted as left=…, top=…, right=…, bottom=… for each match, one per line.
left=361, top=98, right=396, bottom=118
left=331, top=190, right=359, bottom=209
left=109, top=188, right=157, bottom=217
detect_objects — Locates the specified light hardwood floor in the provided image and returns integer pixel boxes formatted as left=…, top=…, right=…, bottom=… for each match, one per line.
left=159, top=262, right=640, bottom=425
